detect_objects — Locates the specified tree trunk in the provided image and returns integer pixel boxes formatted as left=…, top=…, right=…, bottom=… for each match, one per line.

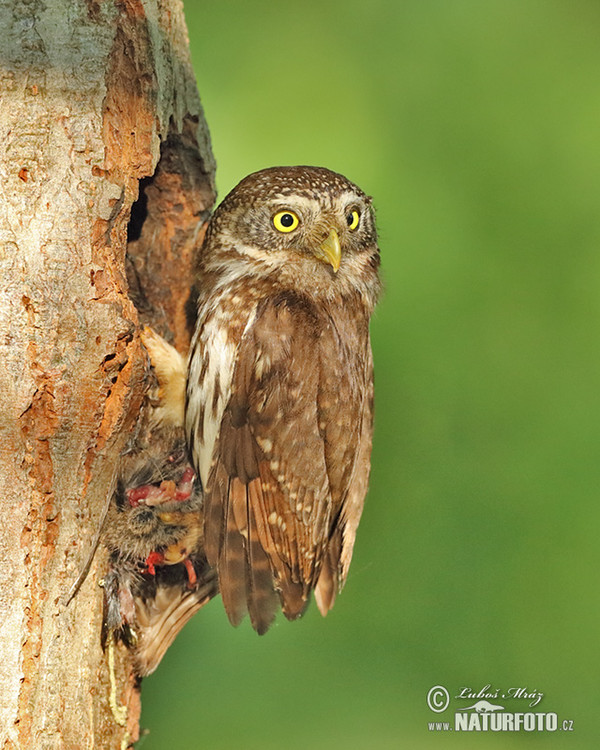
left=0, top=0, right=215, bottom=746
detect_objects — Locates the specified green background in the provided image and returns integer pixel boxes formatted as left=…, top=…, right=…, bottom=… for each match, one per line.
left=140, top=1, right=600, bottom=747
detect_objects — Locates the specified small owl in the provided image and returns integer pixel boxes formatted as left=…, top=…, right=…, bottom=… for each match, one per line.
left=186, top=166, right=381, bottom=634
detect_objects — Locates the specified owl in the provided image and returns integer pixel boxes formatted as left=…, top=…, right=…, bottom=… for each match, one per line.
left=186, top=166, right=381, bottom=634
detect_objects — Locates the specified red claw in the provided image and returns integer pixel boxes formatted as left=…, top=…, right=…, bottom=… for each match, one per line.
left=183, top=558, right=197, bottom=588
left=144, top=551, right=165, bottom=575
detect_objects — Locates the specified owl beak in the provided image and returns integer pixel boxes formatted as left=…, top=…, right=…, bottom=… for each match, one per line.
left=315, top=228, right=341, bottom=273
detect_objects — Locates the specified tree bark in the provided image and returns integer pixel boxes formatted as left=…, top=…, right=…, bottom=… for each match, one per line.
left=0, top=0, right=215, bottom=746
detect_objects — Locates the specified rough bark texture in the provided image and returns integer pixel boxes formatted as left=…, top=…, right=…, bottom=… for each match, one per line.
left=0, top=0, right=215, bottom=746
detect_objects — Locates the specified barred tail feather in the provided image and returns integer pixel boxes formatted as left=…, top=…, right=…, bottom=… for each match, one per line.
left=219, top=478, right=249, bottom=627
left=246, top=497, right=278, bottom=634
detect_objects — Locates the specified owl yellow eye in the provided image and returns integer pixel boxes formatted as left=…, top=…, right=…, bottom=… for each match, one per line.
left=347, top=209, right=360, bottom=231
left=273, top=210, right=300, bottom=233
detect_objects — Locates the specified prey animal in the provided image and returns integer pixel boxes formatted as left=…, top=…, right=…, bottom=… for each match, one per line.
left=102, top=329, right=217, bottom=676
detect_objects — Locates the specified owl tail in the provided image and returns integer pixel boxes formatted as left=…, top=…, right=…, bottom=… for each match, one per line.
left=216, top=476, right=280, bottom=634
left=314, top=560, right=336, bottom=616
left=314, top=528, right=343, bottom=616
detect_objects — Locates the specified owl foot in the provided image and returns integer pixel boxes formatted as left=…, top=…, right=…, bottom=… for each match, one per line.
left=140, top=326, right=187, bottom=428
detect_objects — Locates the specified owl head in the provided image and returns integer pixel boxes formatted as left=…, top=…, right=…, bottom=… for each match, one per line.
left=200, top=166, right=380, bottom=301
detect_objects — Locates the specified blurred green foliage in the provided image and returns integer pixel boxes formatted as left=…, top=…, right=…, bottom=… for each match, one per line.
left=140, top=1, right=600, bottom=747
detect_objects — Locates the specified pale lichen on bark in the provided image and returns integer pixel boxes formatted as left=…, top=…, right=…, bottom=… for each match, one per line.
left=0, top=0, right=214, bottom=746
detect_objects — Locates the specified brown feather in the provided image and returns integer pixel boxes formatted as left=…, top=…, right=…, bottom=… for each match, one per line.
left=217, top=478, right=248, bottom=627
left=202, top=466, right=225, bottom=567
left=246, top=493, right=279, bottom=633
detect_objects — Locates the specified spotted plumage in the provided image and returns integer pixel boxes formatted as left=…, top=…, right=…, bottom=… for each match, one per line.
left=186, top=166, right=381, bottom=633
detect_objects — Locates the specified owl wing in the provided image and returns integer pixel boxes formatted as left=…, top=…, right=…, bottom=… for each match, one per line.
left=203, top=293, right=369, bottom=634
left=314, top=342, right=374, bottom=615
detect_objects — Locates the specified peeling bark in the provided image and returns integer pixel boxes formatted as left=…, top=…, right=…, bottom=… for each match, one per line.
left=0, top=0, right=215, bottom=746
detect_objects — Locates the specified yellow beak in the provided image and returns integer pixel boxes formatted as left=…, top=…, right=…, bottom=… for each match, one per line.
left=314, top=228, right=341, bottom=273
